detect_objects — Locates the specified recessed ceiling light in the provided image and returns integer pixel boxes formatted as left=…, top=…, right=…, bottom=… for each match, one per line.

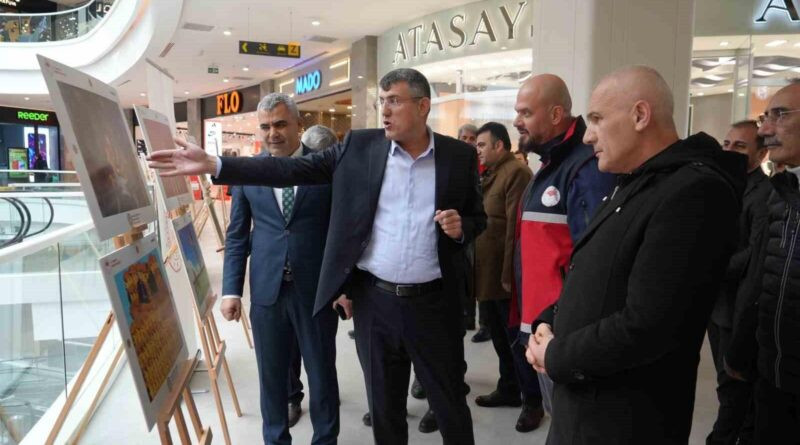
left=223, top=77, right=230, bottom=83
left=184, top=91, right=190, bottom=95
left=720, top=41, right=729, bottom=46
left=738, top=93, right=745, bottom=97
left=24, top=97, right=29, bottom=101
left=311, top=20, right=321, bottom=26
left=766, top=39, right=787, bottom=47
left=140, top=92, right=146, bottom=97
left=697, top=92, right=705, bottom=96
left=501, top=46, right=507, bottom=50
left=242, top=66, right=249, bottom=71
left=328, top=108, right=335, bottom=112
left=223, top=29, right=232, bottom=36
left=357, top=75, right=364, bottom=79
left=347, top=106, right=353, bottom=110
left=727, top=88, right=734, bottom=93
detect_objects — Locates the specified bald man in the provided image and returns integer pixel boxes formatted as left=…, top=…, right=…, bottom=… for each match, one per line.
left=727, top=82, right=800, bottom=444
left=509, top=74, right=615, bottom=416
left=524, top=66, right=745, bottom=444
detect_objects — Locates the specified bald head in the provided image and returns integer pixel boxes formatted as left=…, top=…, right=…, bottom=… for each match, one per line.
left=520, top=74, right=573, bottom=115
left=583, top=65, right=680, bottom=173
left=595, top=66, right=675, bottom=128
left=513, top=74, right=575, bottom=152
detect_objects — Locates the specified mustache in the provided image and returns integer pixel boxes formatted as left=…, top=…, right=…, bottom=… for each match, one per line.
left=763, top=136, right=781, bottom=147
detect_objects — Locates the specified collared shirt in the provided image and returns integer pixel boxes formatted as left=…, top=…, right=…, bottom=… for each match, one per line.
left=221, top=144, right=301, bottom=300
left=356, top=128, right=441, bottom=284
left=273, top=145, right=302, bottom=213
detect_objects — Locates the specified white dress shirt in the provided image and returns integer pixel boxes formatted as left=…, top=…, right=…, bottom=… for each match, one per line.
left=222, top=145, right=302, bottom=300
left=356, top=128, right=442, bottom=284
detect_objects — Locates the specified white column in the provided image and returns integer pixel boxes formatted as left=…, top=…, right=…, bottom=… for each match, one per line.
left=531, top=0, right=695, bottom=135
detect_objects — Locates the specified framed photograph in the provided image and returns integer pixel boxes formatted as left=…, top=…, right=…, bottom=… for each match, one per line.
left=133, top=106, right=193, bottom=211
left=38, top=55, right=154, bottom=240
left=172, top=213, right=213, bottom=318
left=99, top=233, right=187, bottom=430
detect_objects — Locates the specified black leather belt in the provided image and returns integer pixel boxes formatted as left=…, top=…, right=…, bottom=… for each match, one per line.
left=358, top=270, right=442, bottom=297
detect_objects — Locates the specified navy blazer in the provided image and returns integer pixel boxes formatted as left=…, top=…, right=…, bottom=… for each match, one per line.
left=215, top=129, right=487, bottom=315
left=222, top=145, right=332, bottom=306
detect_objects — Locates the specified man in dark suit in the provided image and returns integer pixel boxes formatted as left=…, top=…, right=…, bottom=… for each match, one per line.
left=219, top=93, right=340, bottom=445
left=150, top=68, right=486, bottom=445
left=526, top=66, right=744, bottom=444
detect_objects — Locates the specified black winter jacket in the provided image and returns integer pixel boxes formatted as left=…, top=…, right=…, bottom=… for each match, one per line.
left=728, top=170, right=800, bottom=394
left=543, top=133, right=745, bottom=445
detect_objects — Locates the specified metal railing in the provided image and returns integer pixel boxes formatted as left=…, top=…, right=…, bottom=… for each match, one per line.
left=0, top=0, right=116, bottom=44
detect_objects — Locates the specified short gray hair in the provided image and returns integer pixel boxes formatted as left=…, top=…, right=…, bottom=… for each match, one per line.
left=458, top=123, right=478, bottom=139
left=301, top=125, right=338, bottom=150
left=257, top=93, right=300, bottom=120
left=379, top=68, right=431, bottom=99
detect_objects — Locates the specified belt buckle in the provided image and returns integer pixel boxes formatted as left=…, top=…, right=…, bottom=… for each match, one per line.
left=395, top=284, right=414, bottom=297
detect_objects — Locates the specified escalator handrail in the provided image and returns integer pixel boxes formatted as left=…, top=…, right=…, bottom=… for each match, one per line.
left=0, top=197, right=26, bottom=248
left=24, top=197, right=55, bottom=238
left=9, top=198, right=32, bottom=240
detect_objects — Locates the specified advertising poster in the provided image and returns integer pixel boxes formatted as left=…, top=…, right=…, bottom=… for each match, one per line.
left=37, top=55, right=155, bottom=240
left=172, top=213, right=212, bottom=317
left=8, top=147, right=28, bottom=179
left=99, top=234, right=187, bottom=430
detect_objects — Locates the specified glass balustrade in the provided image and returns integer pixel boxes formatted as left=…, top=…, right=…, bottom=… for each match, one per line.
left=0, top=0, right=115, bottom=44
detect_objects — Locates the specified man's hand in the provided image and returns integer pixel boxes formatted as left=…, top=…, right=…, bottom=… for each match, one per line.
left=220, top=298, right=242, bottom=322
left=434, top=209, right=463, bottom=240
left=526, top=323, right=554, bottom=374
left=332, top=294, right=353, bottom=320
left=502, top=281, right=512, bottom=293
left=147, top=137, right=218, bottom=177
left=724, top=357, right=747, bottom=382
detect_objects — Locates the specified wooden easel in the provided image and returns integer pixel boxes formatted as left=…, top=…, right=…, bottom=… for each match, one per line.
left=171, top=206, right=242, bottom=445
left=45, top=227, right=211, bottom=445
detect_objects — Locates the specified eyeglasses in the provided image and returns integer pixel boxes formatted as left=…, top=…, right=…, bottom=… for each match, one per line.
left=378, top=96, right=424, bottom=108
left=758, top=108, right=800, bottom=125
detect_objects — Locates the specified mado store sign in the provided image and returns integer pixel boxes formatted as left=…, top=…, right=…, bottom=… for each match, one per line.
left=296, top=70, right=322, bottom=96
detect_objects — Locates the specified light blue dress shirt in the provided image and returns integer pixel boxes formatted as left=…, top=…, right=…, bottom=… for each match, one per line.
left=356, top=129, right=441, bottom=284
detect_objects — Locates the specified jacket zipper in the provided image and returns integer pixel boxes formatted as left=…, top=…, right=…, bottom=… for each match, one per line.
left=781, top=205, right=791, bottom=248
left=774, top=210, right=800, bottom=388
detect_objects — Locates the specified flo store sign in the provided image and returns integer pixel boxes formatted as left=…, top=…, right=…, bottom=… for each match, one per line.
left=378, top=0, right=533, bottom=71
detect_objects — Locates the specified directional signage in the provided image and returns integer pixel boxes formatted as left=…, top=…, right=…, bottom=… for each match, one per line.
left=239, top=41, right=301, bottom=58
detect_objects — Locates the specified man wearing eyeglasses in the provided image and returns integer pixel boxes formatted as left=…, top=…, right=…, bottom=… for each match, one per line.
left=707, top=120, right=770, bottom=445
left=727, top=83, right=800, bottom=445
left=148, top=68, right=486, bottom=444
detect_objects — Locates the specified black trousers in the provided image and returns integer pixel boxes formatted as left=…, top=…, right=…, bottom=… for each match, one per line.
left=351, top=273, right=474, bottom=445
left=754, top=378, right=800, bottom=445
left=707, top=321, right=754, bottom=445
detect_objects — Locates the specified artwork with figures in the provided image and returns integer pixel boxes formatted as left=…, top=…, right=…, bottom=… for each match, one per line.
left=38, top=55, right=154, bottom=240
left=173, top=213, right=212, bottom=317
left=100, top=234, right=186, bottom=430
left=134, top=106, right=193, bottom=210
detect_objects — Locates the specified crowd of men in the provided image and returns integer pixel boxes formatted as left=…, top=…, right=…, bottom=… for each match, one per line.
left=148, top=65, right=800, bottom=445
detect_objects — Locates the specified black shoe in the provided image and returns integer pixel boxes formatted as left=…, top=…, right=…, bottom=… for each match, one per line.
left=288, top=402, right=303, bottom=427
left=418, top=409, right=438, bottom=433
left=410, top=376, right=426, bottom=399
left=362, top=412, right=372, bottom=427
left=348, top=330, right=355, bottom=340
left=475, top=390, right=522, bottom=408
left=515, top=404, right=544, bottom=432
left=471, top=326, right=491, bottom=343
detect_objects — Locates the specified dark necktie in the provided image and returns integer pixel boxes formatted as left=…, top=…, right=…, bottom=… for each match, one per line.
left=282, top=187, right=294, bottom=222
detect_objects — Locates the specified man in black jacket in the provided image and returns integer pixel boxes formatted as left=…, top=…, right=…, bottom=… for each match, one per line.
left=727, top=82, right=800, bottom=445
left=149, top=68, right=486, bottom=445
left=526, top=66, right=744, bottom=444
left=707, top=120, right=770, bottom=445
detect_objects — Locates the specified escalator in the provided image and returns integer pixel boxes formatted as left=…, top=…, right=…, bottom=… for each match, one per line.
left=0, top=196, right=55, bottom=248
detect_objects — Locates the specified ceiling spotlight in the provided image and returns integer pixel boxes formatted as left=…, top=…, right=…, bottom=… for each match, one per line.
left=719, top=41, right=729, bottom=46
left=697, top=92, right=705, bottom=96
left=223, top=77, right=230, bottom=83
left=184, top=91, right=190, bottom=95
left=727, top=88, right=734, bottom=93
left=140, top=92, right=146, bottom=97
left=328, top=108, right=335, bottom=112
left=24, top=97, right=30, bottom=101
left=766, top=39, right=787, bottom=47
left=223, top=29, right=232, bottom=36
left=357, top=75, right=364, bottom=79
left=311, top=20, right=321, bottom=26
left=347, top=105, right=353, bottom=110
left=242, top=66, right=249, bottom=71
